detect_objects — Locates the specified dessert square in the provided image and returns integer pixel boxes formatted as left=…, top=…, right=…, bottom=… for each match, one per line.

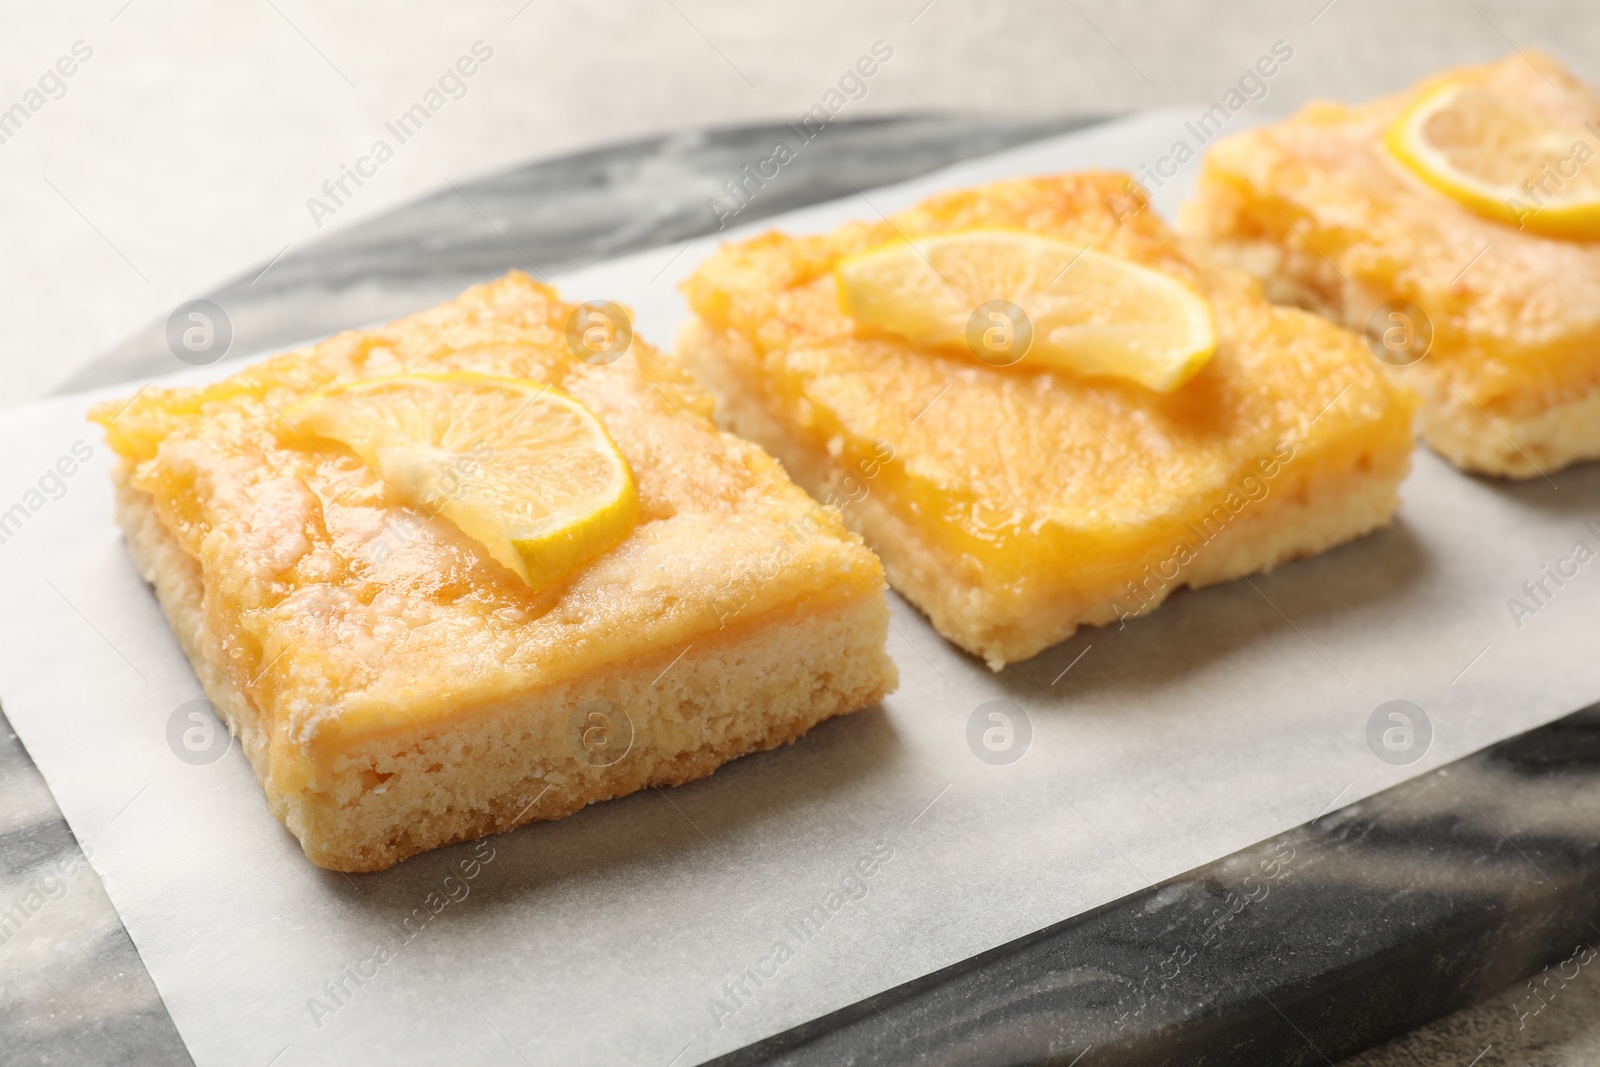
left=678, top=173, right=1415, bottom=669
left=92, top=273, right=896, bottom=872
left=1182, top=52, right=1600, bottom=478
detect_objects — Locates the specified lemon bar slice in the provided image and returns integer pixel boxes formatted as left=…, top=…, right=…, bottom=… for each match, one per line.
left=91, top=273, right=896, bottom=872
left=1182, top=51, right=1600, bottom=478
left=678, top=173, right=1415, bottom=669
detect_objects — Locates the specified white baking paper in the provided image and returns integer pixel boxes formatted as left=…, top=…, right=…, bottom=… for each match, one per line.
left=4, top=111, right=1600, bottom=1066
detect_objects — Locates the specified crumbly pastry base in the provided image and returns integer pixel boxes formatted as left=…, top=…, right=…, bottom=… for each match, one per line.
left=1416, top=380, right=1600, bottom=480
left=679, top=319, right=1412, bottom=669
left=116, top=471, right=895, bottom=873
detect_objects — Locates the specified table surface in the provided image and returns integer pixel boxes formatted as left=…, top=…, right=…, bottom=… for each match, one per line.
left=6, top=3, right=1600, bottom=1064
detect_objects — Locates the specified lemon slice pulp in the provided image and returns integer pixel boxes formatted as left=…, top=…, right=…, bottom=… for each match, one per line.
left=1386, top=80, right=1600, bottom=239
left=834, top=228, right=1217, bottom=393
left=290, top=372, right=638, bottom=588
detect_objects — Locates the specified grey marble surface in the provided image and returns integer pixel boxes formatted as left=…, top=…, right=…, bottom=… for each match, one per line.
left=1345, top=969, right=1600, bottom=1067
left=0, top=717, right=190, bottom=1066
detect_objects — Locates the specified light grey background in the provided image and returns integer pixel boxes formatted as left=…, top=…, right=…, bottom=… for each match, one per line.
left=4, top=2, right=1600, bottom=1065
left=5, top=0, right=1600, bottom=412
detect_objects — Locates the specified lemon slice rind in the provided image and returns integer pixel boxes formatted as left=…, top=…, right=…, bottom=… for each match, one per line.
left=834, top=229, right=1217, bottom=393
left=289, top=372, right=638, bottom=589
left=1385, top=81, right=1600, bottom=239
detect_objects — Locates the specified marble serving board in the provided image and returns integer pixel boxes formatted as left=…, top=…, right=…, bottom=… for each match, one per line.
left=5, top=112, right=1600, bottom=1067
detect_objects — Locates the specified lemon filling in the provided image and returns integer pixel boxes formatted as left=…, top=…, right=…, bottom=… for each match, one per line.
left=754, top=351, right=1378, bottom=605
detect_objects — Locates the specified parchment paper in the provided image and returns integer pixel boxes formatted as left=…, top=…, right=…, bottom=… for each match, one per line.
left=4, top=112, right=1600, bottom=1066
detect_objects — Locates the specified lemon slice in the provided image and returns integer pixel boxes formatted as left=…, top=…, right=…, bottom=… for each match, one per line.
left=834, top=229, right=1217, bottom=392
left=290, top=372, right=638, bottom=588
left=1386, top=80, right=1600, bottom=239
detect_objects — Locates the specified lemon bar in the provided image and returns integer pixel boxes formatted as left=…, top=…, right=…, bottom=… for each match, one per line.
left=1182, top=52, right=1600, bottom=478
left=91, top=273, right=895, bottom=872
left=678, top=173, right=1415, bottom=669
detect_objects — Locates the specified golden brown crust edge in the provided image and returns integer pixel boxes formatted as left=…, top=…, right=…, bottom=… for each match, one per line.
left=114, top=464, right=896, bottom=872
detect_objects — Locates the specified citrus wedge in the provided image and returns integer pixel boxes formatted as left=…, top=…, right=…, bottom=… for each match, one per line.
left=834, top=229, right=1217, bottom=392
left=290, top=372, right=637, bottom=589
left=1386, top=80, right=1600, bottom=239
